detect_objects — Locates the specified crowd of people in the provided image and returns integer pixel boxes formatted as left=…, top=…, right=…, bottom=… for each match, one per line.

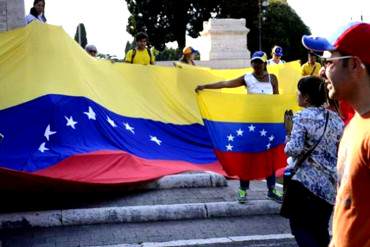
left=196, top=22, right=370, bottom=247
left=23, top=2, right=370, bottom=247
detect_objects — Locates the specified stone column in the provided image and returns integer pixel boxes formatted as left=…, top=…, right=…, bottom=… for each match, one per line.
left=0, top=0, right=25, bottom=32
left=198, top=18, right=251, bottom=69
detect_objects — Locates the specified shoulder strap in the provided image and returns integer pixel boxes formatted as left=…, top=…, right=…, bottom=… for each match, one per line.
left=130, top=49, right=137, bottom=64
left=293, top=110, right=330, bottom=172
left=310, top=65, right=317, bottom=75
left=146, top=48, right=153, bottom=65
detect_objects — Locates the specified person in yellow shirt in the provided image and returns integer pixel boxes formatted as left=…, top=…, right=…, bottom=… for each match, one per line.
left=301, top=51, right=321, bottom=76
left=124, top=32, right=155, bottom=65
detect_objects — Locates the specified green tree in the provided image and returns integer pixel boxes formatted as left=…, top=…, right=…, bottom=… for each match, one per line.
left=156, top=47, right=182, bottom=61
left=74, top=23, right=88, bottom=49
left=125, top=0, right=218, bottom=50
left=125, top=0, right=310, bottom=61
left=124, top=40, right=135, bottom=53
left=250, top=1, right=310, bottom=61
left=215, top=0, right=310, bottom=61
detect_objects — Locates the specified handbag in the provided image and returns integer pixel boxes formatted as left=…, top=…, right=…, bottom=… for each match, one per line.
left=280, top=110, right=330, bottom=218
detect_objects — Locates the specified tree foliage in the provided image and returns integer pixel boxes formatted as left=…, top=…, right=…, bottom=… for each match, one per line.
left=125, top=0, right=310, bottom=61
left=252, top=1, right=311, bottom=61
left=125, top=0, right=217, bottom=50
left=155, top=48, right=182, bottom=61
left=74, top=23, right=88, bottom=49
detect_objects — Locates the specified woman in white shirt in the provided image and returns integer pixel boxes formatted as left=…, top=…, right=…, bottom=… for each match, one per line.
left=195, top=51, right=282, bottom=203
left=267, top=46, right=286, bottom=65
left=25, top=0, right=47, bottom=24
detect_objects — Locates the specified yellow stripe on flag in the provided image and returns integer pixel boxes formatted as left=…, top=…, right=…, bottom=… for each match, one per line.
left=197, top=90, right=300, bottom=123
left=0, top=22, right=302, bottom=125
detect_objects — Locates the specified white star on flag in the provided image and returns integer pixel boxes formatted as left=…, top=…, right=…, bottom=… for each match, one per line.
left=38, top=142, right=49, bottom=153
left=248, top=125, right=256, bottom=132
left=269, top=135, right=275, bottom=142
left=266, top=143, right=271, bottom=150
left=65, top=116, right=78, bottom=129
left=226, top=143, right=233, bottom=151
left=44, top=124, right=56, bottom=141
left=227, top=134, right=235, bottom=141
left=150, top=135, right=162, bottom=145
left=260, top=129, right=267, bottom=136
left=124, top=122, right=135, bottom=134
left=107, top=116, right=117, bottom=127
left=84, top=106, right=96, bottom=120
left=236, top=128, right=244, bottom=136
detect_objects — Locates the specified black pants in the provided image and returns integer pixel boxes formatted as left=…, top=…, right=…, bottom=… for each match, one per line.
left=288, top=181, right=333, bottom=247
left=240, top=174, right=276, bottom=190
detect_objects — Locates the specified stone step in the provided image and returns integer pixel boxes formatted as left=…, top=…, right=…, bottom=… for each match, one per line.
left=0, top=215, right=295, bottom=247
left=0, top=199, right=280, bottom=230
left=0, top=174, right=283, bottom=230
left=0, top=172, right=227, bottom=213
left=0, top=173, right=278, bottom=213
left=51, top=181, right=273, bottom=209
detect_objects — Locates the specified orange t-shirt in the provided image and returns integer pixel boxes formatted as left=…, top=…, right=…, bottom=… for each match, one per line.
left=332, top=112, right=370, bottom=247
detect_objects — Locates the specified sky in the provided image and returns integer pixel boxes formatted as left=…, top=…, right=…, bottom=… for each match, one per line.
left=25, top=0, right=369, bottom=59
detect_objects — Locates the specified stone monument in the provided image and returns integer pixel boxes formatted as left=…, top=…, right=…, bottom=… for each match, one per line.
left=200, top=18, right=250, bottom=62
left=157, top=18, right=251, bottom=69
left=0, top=0, right=25, bottom=32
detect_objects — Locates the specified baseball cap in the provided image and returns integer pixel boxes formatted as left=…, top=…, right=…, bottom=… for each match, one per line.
left=302, top=22, right=370, bottom=64
left=272, top=46, right=283, bottom=57
left=251, top=51, right=267, bottom=62
left=183, top=46, right=198, bottom=55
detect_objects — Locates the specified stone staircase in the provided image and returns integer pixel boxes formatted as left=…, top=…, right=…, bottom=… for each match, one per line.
left=0, top=172, right=295, bottom=247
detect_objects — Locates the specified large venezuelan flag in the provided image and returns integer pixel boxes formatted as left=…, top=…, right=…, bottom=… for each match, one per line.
left=0, top=22, right=301, bottom=190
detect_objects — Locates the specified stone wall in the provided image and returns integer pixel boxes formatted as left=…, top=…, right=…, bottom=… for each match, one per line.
left=0, top=0, right=25, bottom=32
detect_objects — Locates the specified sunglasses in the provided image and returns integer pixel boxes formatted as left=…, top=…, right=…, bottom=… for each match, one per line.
left=322, top=55, right=353, bottom=66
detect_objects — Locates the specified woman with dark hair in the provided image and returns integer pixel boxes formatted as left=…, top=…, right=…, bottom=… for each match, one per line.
left=284, top=76, right=344, bottom=247
left=25, top=0, right=47, bottom=24
left=195, top=51, right=282, bottom=203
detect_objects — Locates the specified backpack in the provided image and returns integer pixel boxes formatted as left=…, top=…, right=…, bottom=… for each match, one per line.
left=130, top=48, right=154, bottom=65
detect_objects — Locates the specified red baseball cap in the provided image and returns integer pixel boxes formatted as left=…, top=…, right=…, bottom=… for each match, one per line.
left=302, top=22, right=370, bottom=64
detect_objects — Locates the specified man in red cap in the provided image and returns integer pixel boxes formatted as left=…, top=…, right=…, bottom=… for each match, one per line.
left=302, top=22, right=370, bottom=247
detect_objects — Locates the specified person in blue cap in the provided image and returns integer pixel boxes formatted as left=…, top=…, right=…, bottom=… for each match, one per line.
left=195, top=51, right=282, bottom=203
left=179, top=46, right=198, bottom=66
left=268, top=45, right=285, bottom=65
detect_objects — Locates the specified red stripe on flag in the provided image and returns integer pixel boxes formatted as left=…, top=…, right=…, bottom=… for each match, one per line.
left=0, top=150, right=226, bottom=192
left=214, top=144, right=287, bottom=180
left=34, top=150, right=225, bottom=183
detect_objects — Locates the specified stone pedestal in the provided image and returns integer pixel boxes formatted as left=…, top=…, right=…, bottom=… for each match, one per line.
left=200, top=18, right=250, bottom=66
left=0, top=0, right=25, bottom=32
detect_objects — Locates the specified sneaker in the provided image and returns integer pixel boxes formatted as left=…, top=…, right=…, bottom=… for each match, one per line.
left=267, top=188, right=283, bottom=203
left=237, top=189, right=247, bottom=204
